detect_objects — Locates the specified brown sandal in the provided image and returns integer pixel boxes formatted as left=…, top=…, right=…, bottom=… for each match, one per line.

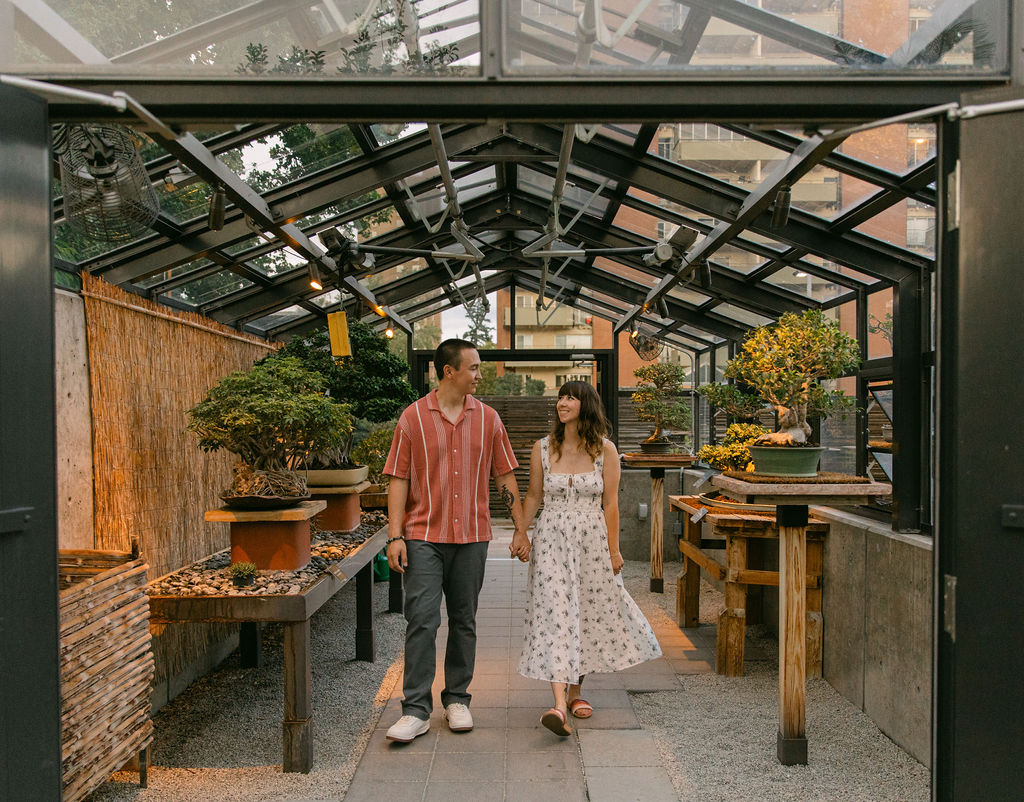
left=541, top=708, right=572, bottom=736
left=569, top=699, right=593, bottom=719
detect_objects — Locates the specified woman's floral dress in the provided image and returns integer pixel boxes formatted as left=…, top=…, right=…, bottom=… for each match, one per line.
left=518, top=437, right=662, bottom=684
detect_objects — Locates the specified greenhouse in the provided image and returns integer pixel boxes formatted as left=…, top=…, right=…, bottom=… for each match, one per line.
left=1, top=0, right=1021, bottom=799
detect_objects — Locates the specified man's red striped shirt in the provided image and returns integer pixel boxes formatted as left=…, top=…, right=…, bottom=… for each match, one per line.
left=384, top=390, right=518, bottom=544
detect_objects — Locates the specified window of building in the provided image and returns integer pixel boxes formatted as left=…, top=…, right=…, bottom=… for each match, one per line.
left=515, top=294, right=534, bottom=308
left=516, top=334, right=533, bottom=348
left=657, top=137, right=673, bottom=159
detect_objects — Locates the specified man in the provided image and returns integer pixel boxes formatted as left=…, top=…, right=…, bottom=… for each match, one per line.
left=383, top=339, right=531, bottom=742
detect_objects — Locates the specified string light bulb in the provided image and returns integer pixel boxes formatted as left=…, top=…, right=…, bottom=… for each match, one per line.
left=384, top=326, right=395, bottom=339
left=307, top=261, right=323, bottom=291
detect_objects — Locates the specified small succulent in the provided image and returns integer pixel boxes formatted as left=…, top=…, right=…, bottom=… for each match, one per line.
left=228, top=562, right=259, bottom=586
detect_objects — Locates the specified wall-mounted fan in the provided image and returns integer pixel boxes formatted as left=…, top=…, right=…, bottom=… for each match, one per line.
left=54, top=123, right=160, bottom=243
left=629, top=329, right=664, bottom=361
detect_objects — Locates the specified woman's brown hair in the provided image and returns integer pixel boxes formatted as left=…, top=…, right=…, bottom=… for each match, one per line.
left=549, top=381, right=609, bottom=461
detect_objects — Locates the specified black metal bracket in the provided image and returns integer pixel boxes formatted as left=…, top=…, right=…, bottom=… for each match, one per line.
left=0, top=506, right=33, bottom=535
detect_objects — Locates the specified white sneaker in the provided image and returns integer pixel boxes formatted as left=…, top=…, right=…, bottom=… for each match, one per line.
left=443, top=702, right=473, bottom=732
left=386, top=715, right=430, bottom=742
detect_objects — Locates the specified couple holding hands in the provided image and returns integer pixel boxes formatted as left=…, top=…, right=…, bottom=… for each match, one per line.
left=383, top=339, right=661, bottom=742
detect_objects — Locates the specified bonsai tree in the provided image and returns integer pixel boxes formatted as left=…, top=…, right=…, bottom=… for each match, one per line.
left=705, top=309, right=860, bottom=446
left=186, top=357, right=352, bottom=497
left=350, top=423, right=396, bottom=488
left=697, top=423, right=768, bottom=471
left=631, top=362, right=691, bottom=446
left=264, top=319, right=417, bottom=468
left=696, top=382, right=766, bottom=422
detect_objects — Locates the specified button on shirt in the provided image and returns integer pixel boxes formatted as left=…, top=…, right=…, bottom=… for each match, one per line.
left=384, top=390, right=518, bottom=544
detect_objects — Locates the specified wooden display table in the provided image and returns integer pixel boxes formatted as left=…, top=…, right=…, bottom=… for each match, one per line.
left=621, top=453, right=696, bottom=592
left=206, top=500, right=326, bottom=571
left=669, top=495, right=828, bottom=678
left=148, top=524, right=399, bottom=773
left=309, top=481, right=372, bottom=533
left=711, top=474, right=891, bottom=766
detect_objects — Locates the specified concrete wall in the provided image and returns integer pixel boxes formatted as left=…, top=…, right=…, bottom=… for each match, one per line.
left=816, top=507, right=933, bottom=767
left=617, top=466, right=684, bottom=561
left=55, top=289, right=93, bottom=549
left=671, top=469, right=932, bottom=766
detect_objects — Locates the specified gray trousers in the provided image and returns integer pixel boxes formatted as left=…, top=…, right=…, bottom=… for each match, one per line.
left=401, top=540, right=489, bottom=720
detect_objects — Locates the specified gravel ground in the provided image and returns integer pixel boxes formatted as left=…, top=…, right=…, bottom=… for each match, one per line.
left=89, top=559, right=929, bottom=801
left=620, top=561, right=930, bottom=802
left=89, top=578, right=406, bottom=802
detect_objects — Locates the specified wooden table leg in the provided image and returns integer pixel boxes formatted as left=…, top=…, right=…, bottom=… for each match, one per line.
left=676, top=510, right=702, bottom=627
left=283, top=620, right=313, bottom=773
left=388, top=562, right=404, bottom=614
left=650, top=468, right=665, bottom=593
left=716, top=534, right=747, bottom=676
left=777, top=505, right=808, bottom=765
left=805, top=538, right=824, bottom=679
left=356, top=561, right=375, bottom=661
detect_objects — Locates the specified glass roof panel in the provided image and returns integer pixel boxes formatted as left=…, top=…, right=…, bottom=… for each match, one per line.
left=161, top=269, right=255, bottom=307
left=242, top=125, right=361, bottom=194
left=599, top=124, right=642, bottom=146
left=672, top=124, right=788, bottom=187
left=502, top=0, right=1009, bottom=76
left=710, top=244, right=766, bottom=275
left=711, top=304, right=773, bottom=328
left=310, top=289, right=342, bottom=309
left=371, top=123, right=427, bottom=147
left=518, top=167, right=611, bottom=216
left=133, top=258, right=215, bottom=290
left=853, top=202, right=935, bottom=257
left=802, top=255, right=882, bottom=286
left=668, top=285, right=712, bottom=307
left=8, top=0, right=483, bottom=77
left=764, top=267, right=851, bottom=303
left=249, top=305, right=311, bottom=335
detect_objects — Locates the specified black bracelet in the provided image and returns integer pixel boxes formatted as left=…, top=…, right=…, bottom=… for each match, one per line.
left=386, top=536, right=405, bottom=546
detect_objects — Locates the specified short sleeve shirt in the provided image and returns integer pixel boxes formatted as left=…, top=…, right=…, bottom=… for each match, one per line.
left=383, top=390, right=518, bottom=544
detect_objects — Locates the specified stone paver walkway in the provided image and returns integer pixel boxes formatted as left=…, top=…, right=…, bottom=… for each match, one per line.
left=343, top=526, right=715, bottom=801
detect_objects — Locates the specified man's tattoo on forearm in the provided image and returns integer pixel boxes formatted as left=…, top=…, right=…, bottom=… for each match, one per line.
left=500, top=484, right=515, bottom=514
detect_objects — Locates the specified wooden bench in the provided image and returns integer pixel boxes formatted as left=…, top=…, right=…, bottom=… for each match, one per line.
left=669, top=495, right=828, bottom=678
left=148, top=524, right=401, bottom=773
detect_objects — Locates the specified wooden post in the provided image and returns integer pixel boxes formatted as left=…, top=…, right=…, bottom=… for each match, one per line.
left=777, top=505, right=808, bottom=765
left=805, top=538, right=824, bottom=678
left=716, top=535, right=748, bottom=676
left=356, top=561, right=375, bottom=661
left=283, top=620, right=312, bottom=773
left=650, top=468, right=665, bottom=593
left=676, top=511, right=702, bottom=628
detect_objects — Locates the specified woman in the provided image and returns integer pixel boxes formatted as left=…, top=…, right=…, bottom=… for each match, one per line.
left=515, top=381, right=662, bottom=736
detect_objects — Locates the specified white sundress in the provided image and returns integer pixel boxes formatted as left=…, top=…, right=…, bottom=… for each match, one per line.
left=517, top=436, right=662, bottom=684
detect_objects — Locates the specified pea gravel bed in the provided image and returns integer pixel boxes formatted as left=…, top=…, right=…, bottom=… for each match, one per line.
left=89, top=577, right=406, bottom=802
left=620, top=561, right=930, bottom=802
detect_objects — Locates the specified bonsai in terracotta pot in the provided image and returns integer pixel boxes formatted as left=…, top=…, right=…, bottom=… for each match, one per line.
left=698, top=309, right=859, bottom=477
left=264, top=320, right=416, bottom=486
left=186, top=356, right=352, bottom=504
left=631, top=362, right=691, bottom=453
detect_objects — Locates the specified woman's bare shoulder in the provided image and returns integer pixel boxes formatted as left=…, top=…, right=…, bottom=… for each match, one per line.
left=602, top=438, right=619, bottom=458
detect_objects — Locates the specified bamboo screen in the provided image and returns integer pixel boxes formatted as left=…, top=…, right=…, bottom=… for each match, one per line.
left=82, top=273, right=278, bottom=686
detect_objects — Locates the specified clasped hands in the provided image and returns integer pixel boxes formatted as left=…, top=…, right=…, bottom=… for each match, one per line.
left=509, top=528, right=531, bottom=562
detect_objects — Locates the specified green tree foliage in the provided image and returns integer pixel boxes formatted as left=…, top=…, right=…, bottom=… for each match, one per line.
left=351, top=423, right=397, bottom=486
left=695, top=382, right=766, bottom=421
left=264, top=320, right=417, bottom=464
left=721, top=309, right=860, bottom=445
left=461, top=297, right=494, bottom=346
left=524, top=377, right=546, bottom=396
left=413, top=321, right=442, bottom=350
left=631, top=363, right=691, bottom=442
left=186, top=357, right=351, bottom=472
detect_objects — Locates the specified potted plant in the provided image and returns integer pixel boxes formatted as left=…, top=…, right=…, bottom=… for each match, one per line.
left=351, top=422, right=396, bottom=508
left=264, top=320, right=416, bottom=486
left=186, top=356, right=352, bottom=504
left=631, top=362, right=691, bottom=453
left=228, top=562, right=259, bottom=587
left=699, top=309, right=860, bottom=477
left=697, top=422, right=769, bottom=471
